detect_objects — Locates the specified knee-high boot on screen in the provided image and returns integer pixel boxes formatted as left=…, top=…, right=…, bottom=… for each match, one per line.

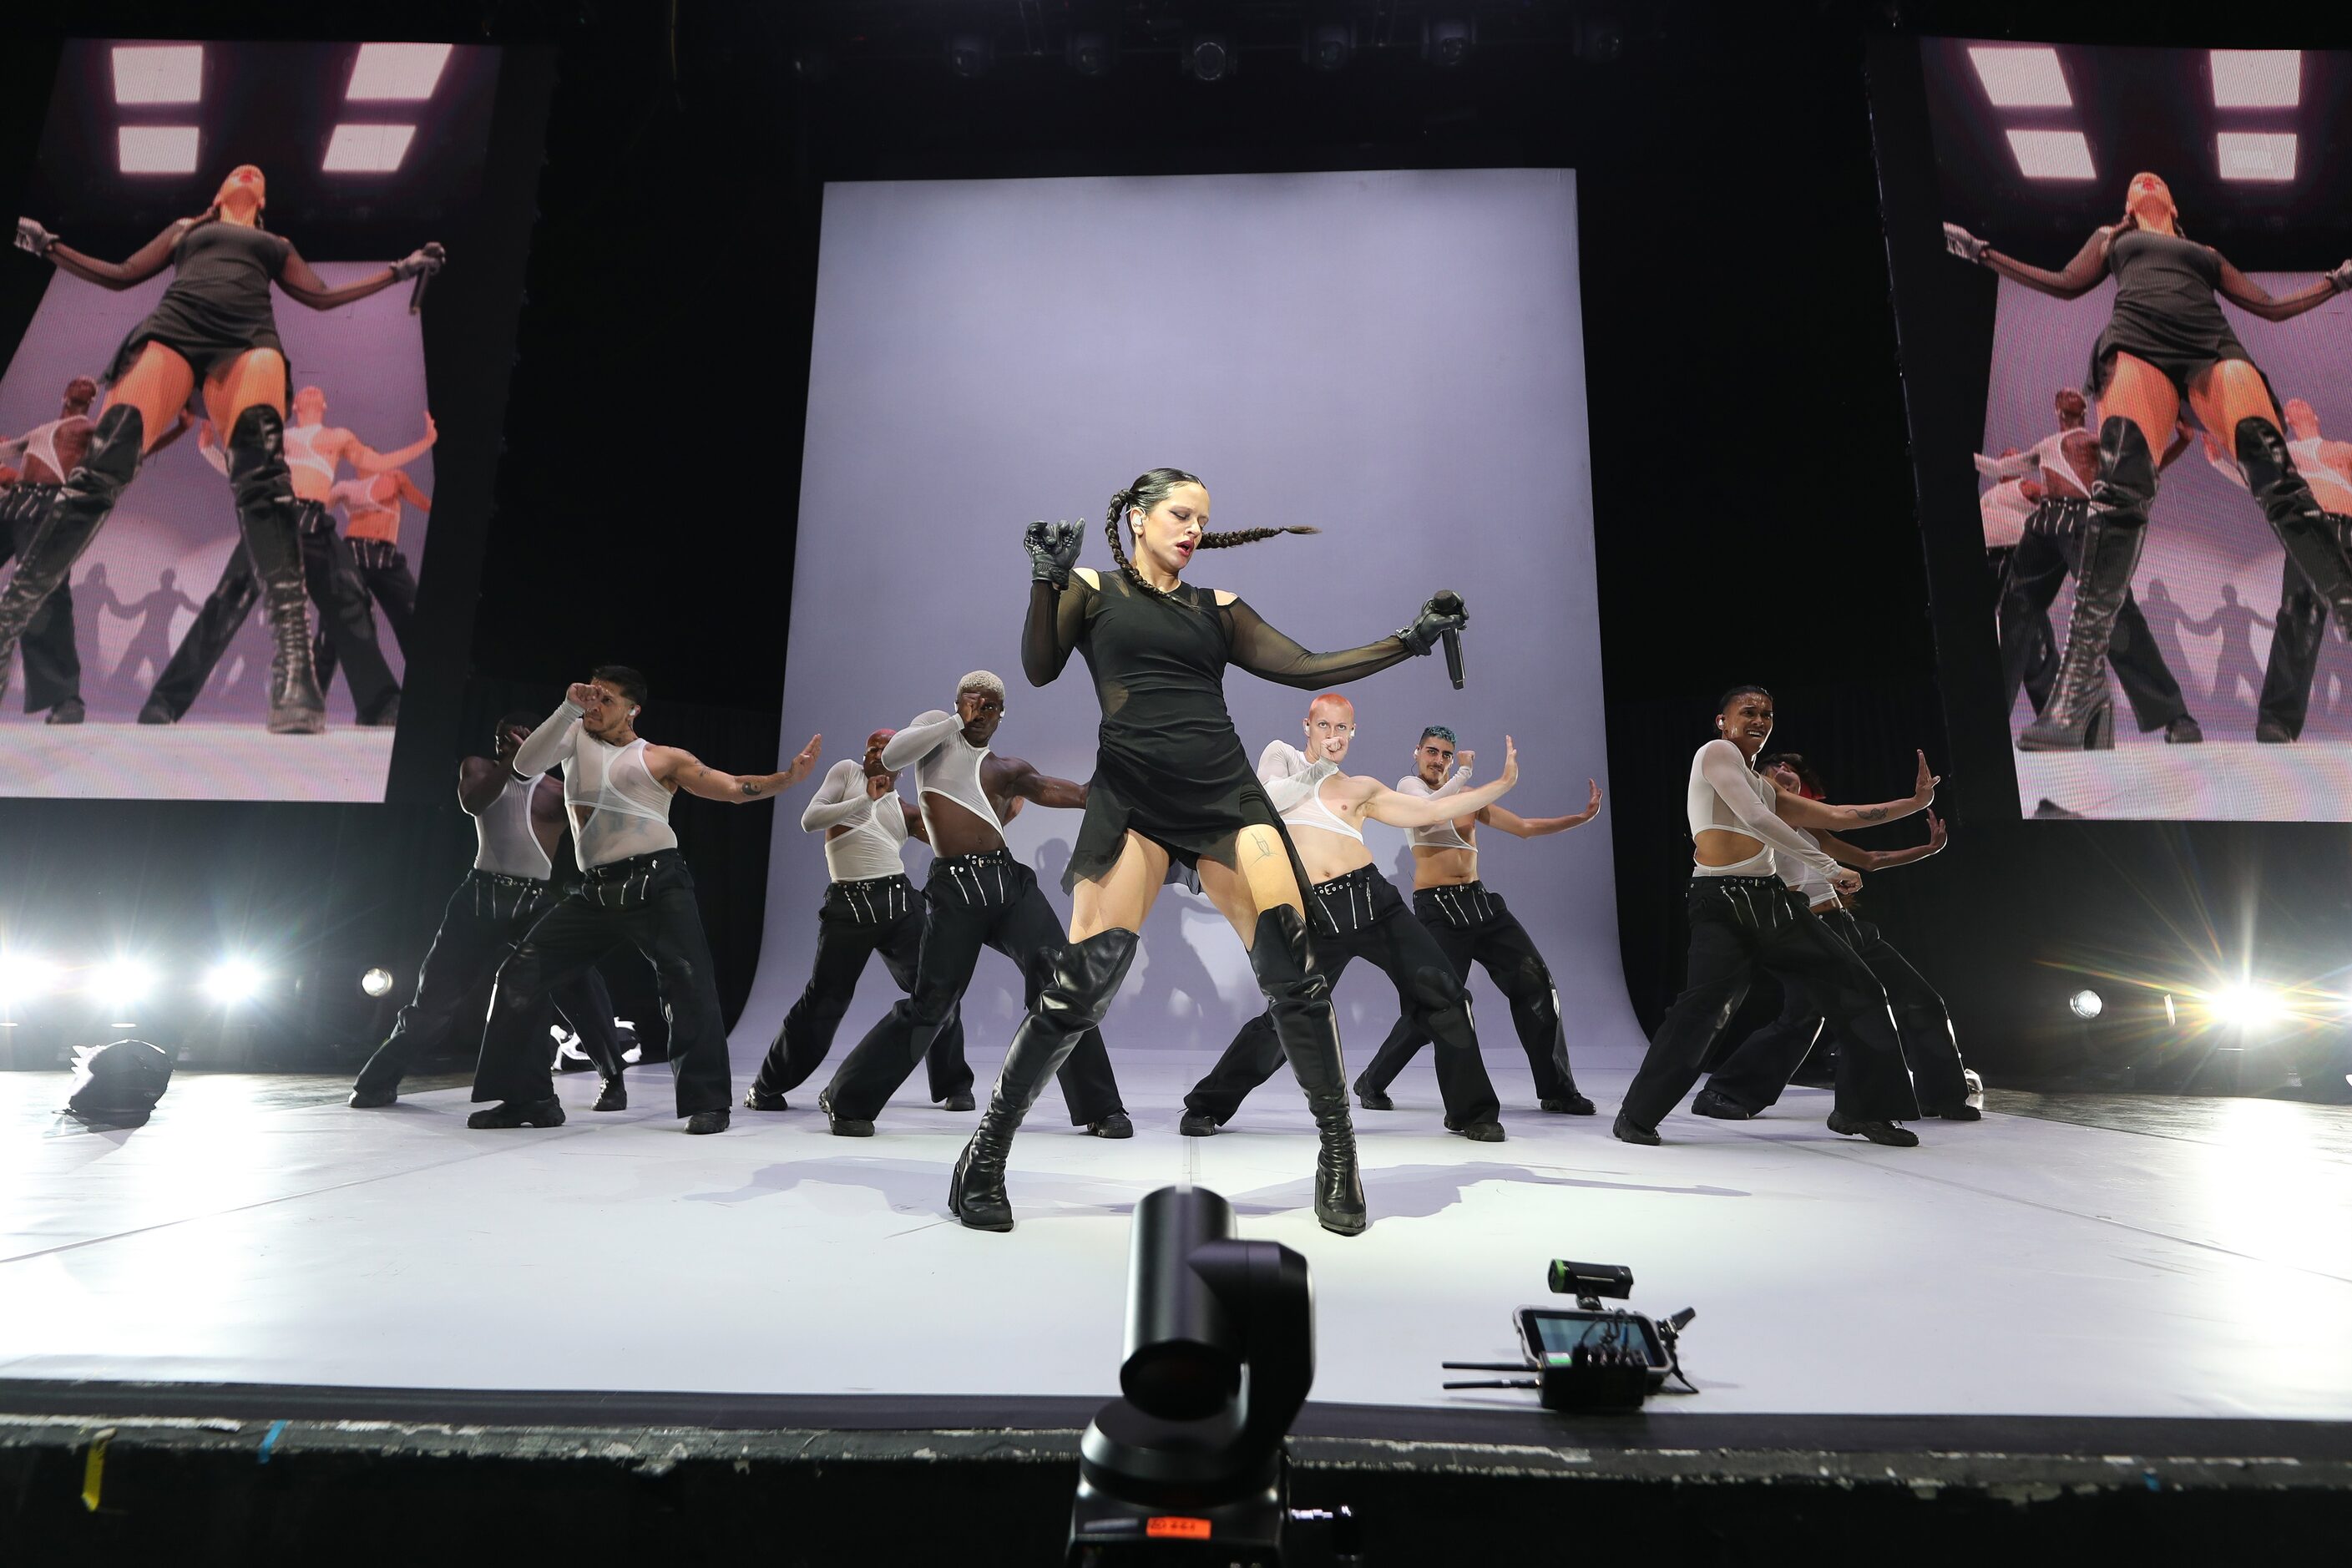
left=0, top=405, right=143, bottom=706
left=948, top=928, right=1137, bottom=1232
left=1254, top=906, right=1368, bottom=1237
left=2238, top=416, right=2352, bottom=631
left=224, top=406, right=326, bottom=735
left=2019, top=417, right=2157, bottom=751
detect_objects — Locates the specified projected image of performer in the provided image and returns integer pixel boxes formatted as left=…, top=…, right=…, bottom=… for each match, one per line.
left=2199, top=403, right=2352, bottom=742
left=349, top=711, right=630, bottom=1110
left=467, top=668, right=821, bottom=1134
left=1177, top=695, right=1520, bottom=1141
left=1348, top=726, right=1603, bottom=1116
left=1979, top=386, right=2200, bottom=743
left=6, top=166, right=444, bottom=731
left=0, top=377, right=190, bottom=722
left=948, top=468, right=1467, bottom=1236
left=742, top=729, right=969, bottom=1113
left=311, top=464, right=430, bottom=694
left=1981, top=468, right=2054, bottom=716
left=1616, top=685, right=1930, bottom=1147
left=144, top=389, right=434, bottom=726
left=817, top=674, right=1128, bottom=1138
left=1945, top=174, right=2352, bottom=751
left=1691, top=752, right=1975, bottom=1123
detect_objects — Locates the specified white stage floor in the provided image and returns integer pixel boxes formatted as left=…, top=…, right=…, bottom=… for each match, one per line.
left=2016, top=741, right=2352, bottom=821
left=0, top=724, right=392, bottom=802
left=3, top=1051, right=2348, bottom=1422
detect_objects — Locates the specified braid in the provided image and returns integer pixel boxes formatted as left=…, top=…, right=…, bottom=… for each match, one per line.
left=1198, top=525, right=1320, bottom=549
left=1102, top=487, right=1174, bottom=601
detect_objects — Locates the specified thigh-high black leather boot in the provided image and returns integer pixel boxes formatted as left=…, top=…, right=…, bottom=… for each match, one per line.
left=224, top=407, right=326, bottom=734
left=948, top=928, right=1137, bottom=1232
left=1254, top=906, right=1367, bottom=1237
left=2019, top=417, right=2157, bottom=751
left=2238, top=416, right=2352, bottom=638
left=0, top=406, right=142, bottom=704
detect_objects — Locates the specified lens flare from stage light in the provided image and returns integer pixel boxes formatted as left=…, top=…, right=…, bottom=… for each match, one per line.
left=204, top=959, right=265, bottom=1004
left=2206, top=984, right=2288, bottom=1029
left=90, top=957, right=154, bottom=1011
left=2067, top=988, right=2104, bottom=1019
left=0, top=952, right=60, bottom=1002
left=361, top=967, right=395, bottom=999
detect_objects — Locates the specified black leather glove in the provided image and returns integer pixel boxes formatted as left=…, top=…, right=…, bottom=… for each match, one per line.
left=1024, top=518, right=1084, bottom=588
left=1942, top=222, right=1988, bottom=265
left=392, top=242, right=446, bottom=281
left=15, top=218, right=57, bottom=258
left=1396, top=593, right=1467, bottom=656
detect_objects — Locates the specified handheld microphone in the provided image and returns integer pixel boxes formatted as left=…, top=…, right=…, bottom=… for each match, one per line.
left=407, top=266, right=431, bottom=316
left=1432, top=589, right=1465, bottom=690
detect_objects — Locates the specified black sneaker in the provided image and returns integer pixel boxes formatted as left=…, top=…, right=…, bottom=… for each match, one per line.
left=1827, top=1110, right=1919, bottom=1146
left=685, top=1109, right=730, bottom=1135
left=347, top=1085, right=397, bottom=1109
left=1924, top=1103, right=1983, bottom=1122
left=1355, top=1085, right=1394, bottom=1110
left=744, top=1085, right=788, bottom=1111
left=467, top=1097, right=565, bottom=1129
left=1178, top=1112, right=1218, bottom=1137
left=2164, top=716, right=2203, bottom=744
left=1444, top=1116, right=1506, bottom=1143
left=2255, top=719, right=2295, bottom=744
left=817, top=1090, right=873, bottom=1137
left=43, top=698, right=85, bottom=726
left=1087, top=1111, right=1135, bottom=1140
left=940, top=1090, right=976, bottom=1112
left=593, top=1076, right=627, bottom=1112
left=1691, top=1088, right=1753, bottom=1120
left=1539, top=1094, right=1597, bottom=1115
left=136, top=701, right=175, bottom=726
left=1611, top=1110, right=1660, bottom=1146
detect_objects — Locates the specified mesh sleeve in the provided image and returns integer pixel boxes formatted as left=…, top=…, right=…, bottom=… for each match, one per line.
left=801, top=760, right=872, bottom=832
left=1221, top=598, right=1410, bottom=690
left=1023, top=575, right=1095, bottom=686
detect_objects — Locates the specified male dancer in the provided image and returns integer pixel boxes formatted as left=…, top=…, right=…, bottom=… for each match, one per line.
left=1981, top=387, right=2200, bottom=742
left=1351, top=726, right=1605, bottom=1114
left=2201, top=404, right=2352, bottom=742
left=743, top=728, right=969, bottom=1110
left=818, top=672, right=1127, bottom=1137
left=140, top=389, right=430, bottom=726
left=313, top=467, right=428, bottom=692
left=0, top=378, right=189, bottom=722
left=1980, top=462, right=2053, bottom=716
left=348, top=711, right=631, bottom=1109
left=1691, top=752, right=1975, bottom=1121
left=1178, top=695, right=1522, bottom=1140
left=468, top=667, right=822, bottom=1133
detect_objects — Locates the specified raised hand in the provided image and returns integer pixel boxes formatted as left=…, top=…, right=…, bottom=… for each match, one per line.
left=1942, top=222, right=1988, bottom=265
left=1909, top=749, right=1940, bottom=807
left=2330, top=260, right=2352, bottom=295
left=1921, top=809, right=1948, bottom=855
left=14, top=218, right=56, bottom=258
left=1398, top=592, right=1468, bottom=655
left=783, top=732, right=823, bottom=786
left=1024, top=517, right=1085, bottom=588
left=1497, top=736, right=1520, bottom=788
left=421, top=412, right=438, bottom=445
left=1453, top=749, right=1474, bottom=776
left=565, top=680, right=602, bottom=711
left=1832, top=866, right=1864, bottom=896
left=392, top=242, right=447, bottom=280
left=1566, top=778, right=1604, bottom=827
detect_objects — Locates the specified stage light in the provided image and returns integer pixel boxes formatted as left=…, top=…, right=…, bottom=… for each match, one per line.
left=1966, top=45, right=2071, bottom=109
left=322, top=124, right=417, bottom=174
left=204, top=959, right=264, bottom=1004
left=2208, top=984, right=2286, bottom=1029
left=360, top=967, right=395, bottom=999
left=2067, top=989, right=2104, bottom=1020
left=112, top=45, right=201, bottom=106
left=89, top=957, right=154, bottom=1013
left=946, top=33, right=995, bottom=79
left=0, top=953, right=58, bottom=1002
left=1302, top=23, right=1353, bottom=73
left=1423, top=18, right=1477, bottom=69
left=2006, top=129, right=2096, bottom=181
left=1066, top=31, right=1114, bottom=78
left=118, top=127, right=200, bottom=176
left=2211, top=50, right=2299, bottom=109
left=2218, top=132, right=2297, bottom=183
left=1183, top=33, right=1235, bottom=83
left=347, top=43, right=453, bottom=102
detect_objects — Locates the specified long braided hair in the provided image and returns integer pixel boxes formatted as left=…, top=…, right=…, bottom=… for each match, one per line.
left=1102, top=467, right=1319, bottom=602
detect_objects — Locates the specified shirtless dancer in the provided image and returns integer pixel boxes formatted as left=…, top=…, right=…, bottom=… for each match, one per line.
left=348, top=711, right=630, bottom=1109
left=312, top=466, right=427, bottom=691
left=0, top=377, right=186, bottom=721
left=818, top=672, right=1127, bottom=1137
left=1352, top=726, right=1605, bottom=1114
left=1981, top=463, right=2053, bottom=716
left=141, top=387, right=430, bottom=725
left=1982, top=387, right=2200, bottom=741
left=743, top=729, right=969, bottom=1110
left=1178, top=695, right=1520, bottom=1140
left=2202, top=400, right=2352, bottom=741
left=467, top=666, right=822, bottom=1133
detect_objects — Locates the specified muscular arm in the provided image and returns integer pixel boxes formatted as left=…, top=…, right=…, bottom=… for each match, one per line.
left=903, top=802, right=930, bottom=844
left=275, top=245, right=400, bottom=311
left=42, top=221, right=187, bottom=291
left=1696, top=741, right=1839, bottom=875
left=346, top=421, right=435, bottom=475
left=1972, top=450, right=2036, bottom=481
left=997, top=756, right=1089, bottom=811
left=1023, top=570, right=1096, bottom=686
left=881, top=710, right=963, bottom=772
left=1221, top=597, right=1412, bottom=690
left=799, top=759, right=872, bottom=832
left=1478, top=780, right=1601, bottom=837
left=510, top=703, right=583, bottom=777
left=1357, top=766, right=1516, bottom=829
left=392, top=471, right=432, bottom=510
left=2216, top=255, right=2341, bottom=324
left=1980, top=230, right=2112, bottom=301
left=1818, top=811, right=1946, bottom=873
left=1771, top=757, right=1934, bottom=832
left=456, top=755, right=514, bottom=815
left=653, top=746, right=805, bottom=804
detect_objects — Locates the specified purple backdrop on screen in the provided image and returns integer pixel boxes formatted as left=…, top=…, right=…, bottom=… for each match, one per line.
left=738, top=169, right=1638, bottom=1062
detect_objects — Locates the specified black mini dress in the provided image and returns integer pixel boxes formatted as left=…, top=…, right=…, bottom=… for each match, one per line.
left=105, top=220, right=295, bottom=387
left=2089, top=228, right=2258, bottom=399
left=1023, top=566, right=1413, bottom=930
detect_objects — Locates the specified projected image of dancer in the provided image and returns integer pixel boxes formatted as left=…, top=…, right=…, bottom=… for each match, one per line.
left=1616, top=685, right=1930, bottom=1147
left=0, top=377, right=190, bottom=722
left=948, top=468, right=1467, bottom=1236
left=311, top=462, right=428, bottom=695
left=817, top=675, right=1127, bottom=1137
left=467, top=668, right=821, bottom=1134
left=145, top=389, right=433, bottom=726
left=1177, top=695, right=1519, bottom=1141
left=348, top=711, right=630, bottom=1110
left=2199, top=405, right=2352, bottom=742
left=1691, top=752, right=1975, bottom=1124
left=742, top=729, right=968, bottom=1113
left=1980, top=387, right=2199, bottom=744
left=1349, top=726, right=1605, bottom=1115
left=1945, top=174, right=2352, bottom=751
left=6, top=166, right=443, bottom=731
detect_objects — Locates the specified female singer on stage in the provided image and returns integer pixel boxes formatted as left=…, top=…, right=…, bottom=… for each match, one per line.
left=3, top=164, right=443, bottom=731
left=948, top=467, right=1469, bottom=1236
left=1945, top=174, right=2352, bottom=751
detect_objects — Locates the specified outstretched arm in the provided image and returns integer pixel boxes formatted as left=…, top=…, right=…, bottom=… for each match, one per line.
left=1959, top=226, right=2112, bottom=301
left=1695, top=741, right=1840, bottom=875
left=510, top=698, right=585, bottom=778
left=1818, top=810, right=1947, bottom=873
left=1359, top=741, right=1520, bottom=827
left=881, top=710, right=963, bottom=772
left=999, top=756, right=1089, bottom=811
left=349, top=415, right=436, bottom=474
left=1772, top=751, right=1938, bottom=832
left=1973, top=450, right=2036, bottom=481
left=799, top=759, right=873, bottom=832
left=1479, top=779, right=1602, bottom=837
left=26, top=220, right=187, bottom=291
left=392, top=471, right=432, bottom=510
left=2217, top=254, right=2348, bottom=324
left=655, top=733, right=823, bottom=803
left=1220, top=597, right=1414, bottom=690
left=275, top=245, right=403, bottom=310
